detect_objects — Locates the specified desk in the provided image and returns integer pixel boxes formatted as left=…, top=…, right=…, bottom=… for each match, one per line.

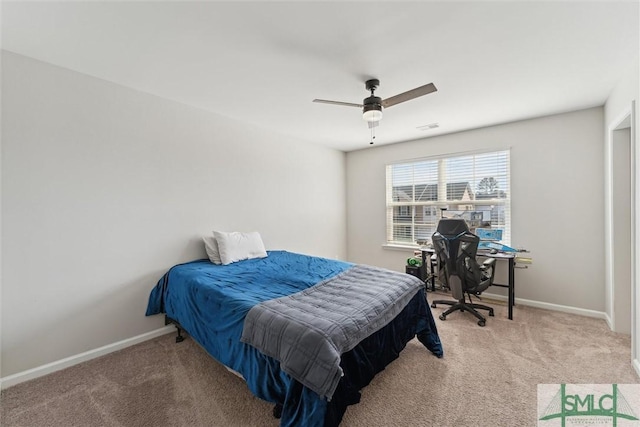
left=421, top=249, right=516, bottom=320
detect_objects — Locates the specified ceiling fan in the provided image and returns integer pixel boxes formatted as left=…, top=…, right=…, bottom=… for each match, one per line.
left=313, top=79, right=437, bottom=129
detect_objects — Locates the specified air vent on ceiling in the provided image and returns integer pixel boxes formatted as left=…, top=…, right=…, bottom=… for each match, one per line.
left=417, top=122, right=440, bottom=131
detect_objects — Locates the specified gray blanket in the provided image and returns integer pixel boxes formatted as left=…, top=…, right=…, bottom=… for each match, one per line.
left=240, top=264, right=424, bottom=400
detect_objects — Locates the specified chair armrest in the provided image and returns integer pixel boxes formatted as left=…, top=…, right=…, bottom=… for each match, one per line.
left=481, top=258, right=496, bottom=269
left=479, top=257, right=497, bottom=284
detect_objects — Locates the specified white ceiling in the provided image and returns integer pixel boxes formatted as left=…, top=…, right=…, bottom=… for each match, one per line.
left=2, top=1, right=638, bottom=152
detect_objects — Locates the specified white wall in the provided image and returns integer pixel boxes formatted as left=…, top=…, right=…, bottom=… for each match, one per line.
left=347, top=107, right=605, bottom=312
left=1, top=51, right=347, bottom=377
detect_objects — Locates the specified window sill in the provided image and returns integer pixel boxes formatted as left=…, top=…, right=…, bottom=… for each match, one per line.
left=382, top=243, right=421, bottom=252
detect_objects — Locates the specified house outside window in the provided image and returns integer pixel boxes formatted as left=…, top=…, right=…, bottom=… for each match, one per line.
left=385, top=150, right=511, bottom=245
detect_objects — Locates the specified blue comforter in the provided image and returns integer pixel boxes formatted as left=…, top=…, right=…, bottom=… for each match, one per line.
left=146, top=251, right=443, bottom=427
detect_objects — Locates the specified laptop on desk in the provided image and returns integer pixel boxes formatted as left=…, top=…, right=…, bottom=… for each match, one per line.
left=476, top=228, right=517, bottom=253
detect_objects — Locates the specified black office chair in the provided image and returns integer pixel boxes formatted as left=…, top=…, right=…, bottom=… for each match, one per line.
left=430, top=218, right=496, bottom=326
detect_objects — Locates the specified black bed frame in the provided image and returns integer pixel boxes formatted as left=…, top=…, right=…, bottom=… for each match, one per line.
left=164, top=315, right=185, bottom=343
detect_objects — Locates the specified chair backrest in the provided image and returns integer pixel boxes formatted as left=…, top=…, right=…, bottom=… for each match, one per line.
left=432, top=219, right=489, bottom=299
left=455, top=233, right=484, bottom=292
left=432, top=218, right=472, bottom=276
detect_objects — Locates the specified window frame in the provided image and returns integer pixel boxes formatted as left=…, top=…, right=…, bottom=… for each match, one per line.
left=385, top=149, right=511, bottom=247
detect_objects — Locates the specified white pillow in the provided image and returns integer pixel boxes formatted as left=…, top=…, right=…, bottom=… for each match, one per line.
left=202, top=236, right=222, bottom=265
left=213, top=231, right=268, bottom=265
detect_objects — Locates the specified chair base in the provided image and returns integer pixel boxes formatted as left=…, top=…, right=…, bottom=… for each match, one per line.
left=431, top=298, right=494, bottom=326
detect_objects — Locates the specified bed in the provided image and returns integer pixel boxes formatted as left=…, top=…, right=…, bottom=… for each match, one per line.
left=146, top=250, right=443, bottom=427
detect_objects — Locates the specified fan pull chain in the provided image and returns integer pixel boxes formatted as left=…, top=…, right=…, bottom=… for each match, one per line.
left=370, top=126, right=376, bottom=145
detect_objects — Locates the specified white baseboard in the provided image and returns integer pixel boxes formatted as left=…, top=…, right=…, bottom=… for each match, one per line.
left=604, top=312, right=614, bottom=330
left=633, top=358, right=640, bottom=378
left=481, top=292, right=608, bottom=320
left=0, top=325, right=174, bottom=390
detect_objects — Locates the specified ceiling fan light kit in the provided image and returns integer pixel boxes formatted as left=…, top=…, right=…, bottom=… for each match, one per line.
left=362, top=105, right=383, bottom=122
left=313, top=78, right=437, bottom=144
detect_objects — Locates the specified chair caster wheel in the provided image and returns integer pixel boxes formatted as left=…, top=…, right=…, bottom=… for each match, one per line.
left=489, top=311, right=495, bottom=317
left=175, top=336, right=184, bottom=343
left=439, top=314, right=446, bottom=321
left=477, top=320, right=486, bottom=327
left=431, top=303, right=437, bottom=308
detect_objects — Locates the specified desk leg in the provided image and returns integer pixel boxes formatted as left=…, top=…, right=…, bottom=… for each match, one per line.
left=508, top=258, right=514, bottom=320
left=430, top=260, right=436, bottom=292
left=422, top=251, right=436, bottom=292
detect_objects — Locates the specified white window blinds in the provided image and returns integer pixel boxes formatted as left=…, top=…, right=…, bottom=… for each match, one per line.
left=385, top=150, right=511, bottom=245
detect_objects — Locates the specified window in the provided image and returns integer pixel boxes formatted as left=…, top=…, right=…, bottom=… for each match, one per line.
left=385, top=150, right=510, bottom=245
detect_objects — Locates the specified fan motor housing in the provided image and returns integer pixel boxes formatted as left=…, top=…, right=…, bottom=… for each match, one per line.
left=363, top=96, right=382, bottom=112
left=364, top=79, right=382, bottom=113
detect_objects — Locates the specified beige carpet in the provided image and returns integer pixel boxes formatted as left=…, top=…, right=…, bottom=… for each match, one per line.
left=1, top=300, right=637, bottom=427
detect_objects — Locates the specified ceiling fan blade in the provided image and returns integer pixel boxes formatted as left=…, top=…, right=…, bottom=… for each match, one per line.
left=381, top=83, right=437, bottom=108
left=313, top=99, right=363, bottom=108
